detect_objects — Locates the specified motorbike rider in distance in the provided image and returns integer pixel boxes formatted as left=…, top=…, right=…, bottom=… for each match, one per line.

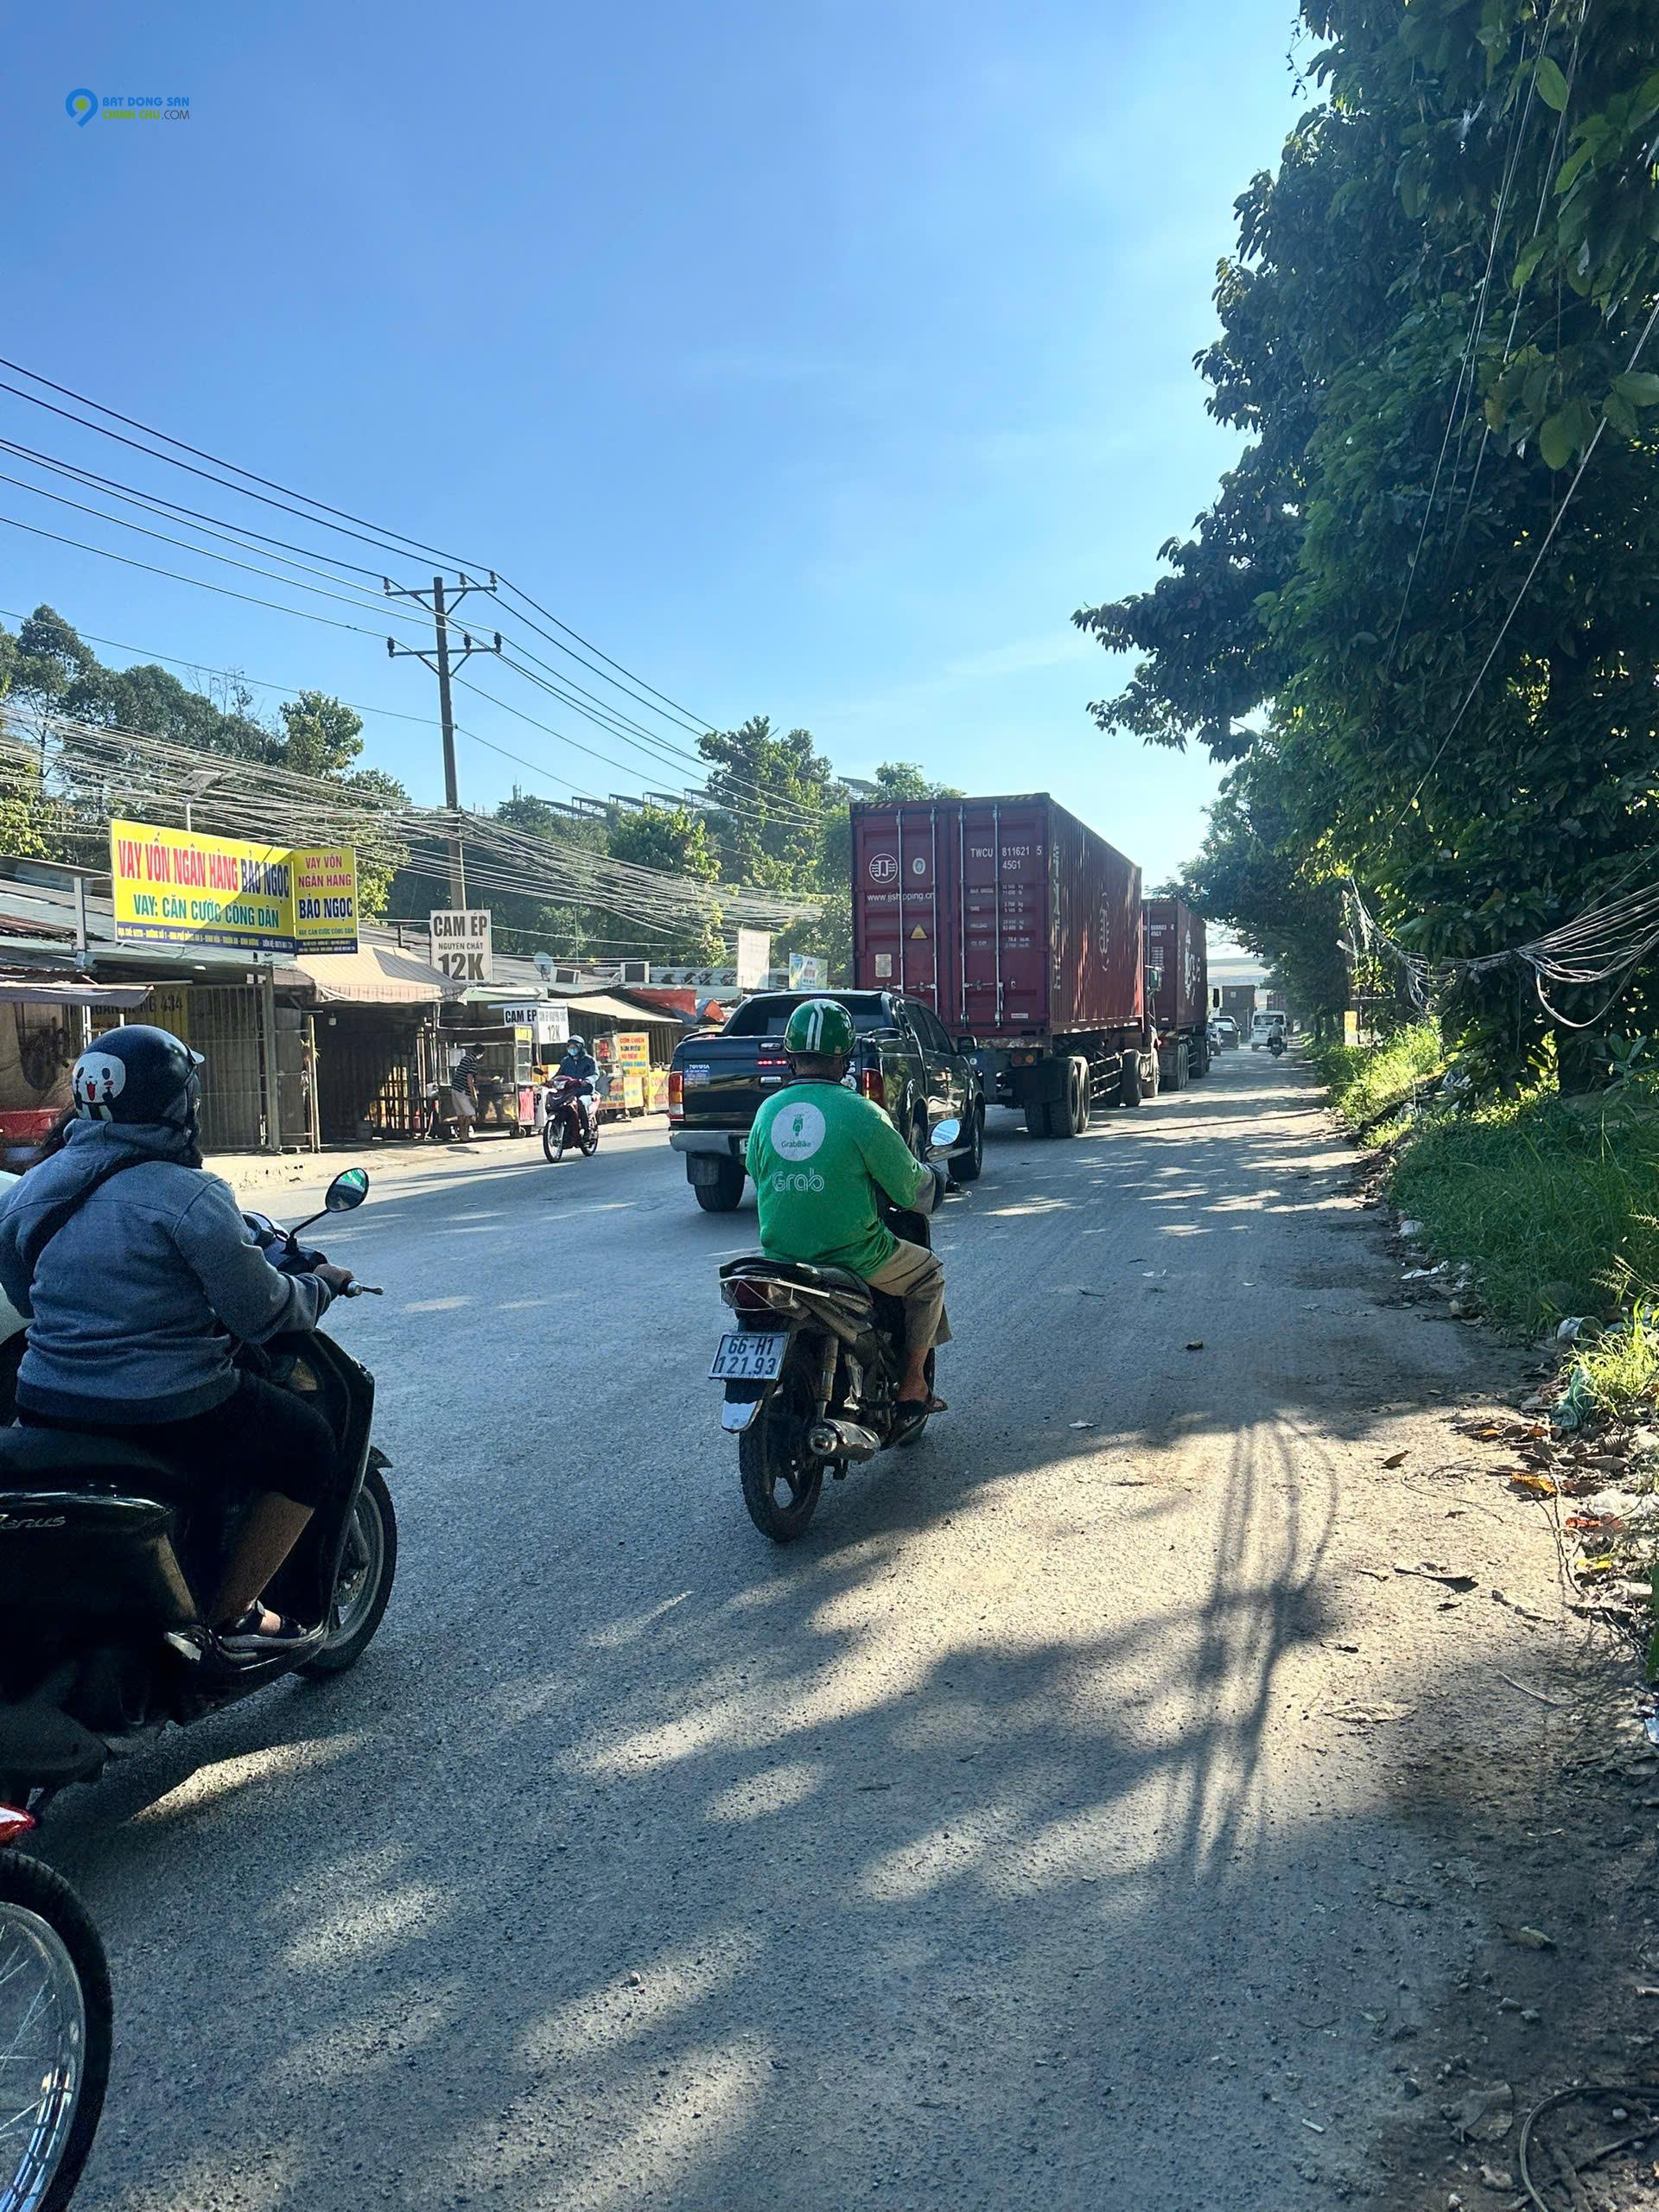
left=556, top=1035, right=600, bottom=1139
left=0, top=1027, right=355, bottom=1656
left=747, top=998, right=950, bottom=1436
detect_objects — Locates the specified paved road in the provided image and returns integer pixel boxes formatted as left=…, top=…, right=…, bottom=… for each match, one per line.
left=49, top=1048, right=1541, bottom=2211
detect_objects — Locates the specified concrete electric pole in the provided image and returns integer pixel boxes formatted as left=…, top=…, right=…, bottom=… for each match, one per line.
left=385, top=572, right=503, bottom=906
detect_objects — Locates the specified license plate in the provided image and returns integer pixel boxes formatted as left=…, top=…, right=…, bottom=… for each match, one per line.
left=709, top=1332, right=787, bottom=1382
left=683, top=1064, right=711, bottom=1086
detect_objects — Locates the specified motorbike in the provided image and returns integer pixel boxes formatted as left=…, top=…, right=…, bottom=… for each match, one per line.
left=712, top=1117, right=964, bottom=1543
left=0, top=1806, right=110, bottom=2212
left=0, top=1167, right=397, bottom=1821
left=1268, top=1032, right=1286, bottom=1058
left=542, top=1074, right=601, bottom=1164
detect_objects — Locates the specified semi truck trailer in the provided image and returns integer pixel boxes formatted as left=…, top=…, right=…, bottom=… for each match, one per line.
left=849, top=793, right=1157, bottom=1138
left=1143, top=895, right=1210, bottom=1089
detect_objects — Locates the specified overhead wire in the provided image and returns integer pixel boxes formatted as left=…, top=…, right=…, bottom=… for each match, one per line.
left=1384, top=5, right=1558, bottom=662
left=1386, top=286, right=1659, bottom=834
left=0, top=355, right=721, bottom=732
left=0, top=430, right=831, bottom=827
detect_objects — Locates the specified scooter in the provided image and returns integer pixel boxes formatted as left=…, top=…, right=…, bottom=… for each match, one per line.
left=541, top=1074, right=601, bottom=1164
left=1268, top=1032, right=1286, bottom=1058
left=0, top=1168, right=397, bottom=1818
left=711, top=1118, right=963, bottom=1542
left=0, top=1807, right=110, bottom=2212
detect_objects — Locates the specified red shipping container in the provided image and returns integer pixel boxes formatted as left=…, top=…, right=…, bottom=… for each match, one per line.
left=850, top=794, right=1142, bottom=1044
left=1142, top=896, right=1208, bottom=1037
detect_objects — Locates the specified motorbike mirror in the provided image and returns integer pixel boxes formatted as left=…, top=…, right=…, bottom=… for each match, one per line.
left=927, top=1116, right=962, bottom=1154
left=324, top=1167, right=370, bottom=1212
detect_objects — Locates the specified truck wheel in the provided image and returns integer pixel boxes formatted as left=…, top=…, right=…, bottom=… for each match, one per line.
left=1174, top=1042, right=1190, bottom=1090
left=1192, top=1038, right=1210, bottom=1079
left=1120, top=1049, right=1142, bottom=1108
left=693, top=1158, right=745, bottom=1211
left=1056, top=1057, right=1089, bottom=1137
left=1024, top=1098, right=1053, bottom=1139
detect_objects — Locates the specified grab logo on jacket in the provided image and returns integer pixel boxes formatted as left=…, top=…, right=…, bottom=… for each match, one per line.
left=73, top=1052, right=127, bottom=1115
left=772, top=1101, right=827, bottom=1161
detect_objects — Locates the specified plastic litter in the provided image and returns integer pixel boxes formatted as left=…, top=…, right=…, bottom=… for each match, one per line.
left=1552, top=1365, right=1596, bottom=1432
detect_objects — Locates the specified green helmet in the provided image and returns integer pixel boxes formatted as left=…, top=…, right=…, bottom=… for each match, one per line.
left=784, top=997, right=855, bottom=1058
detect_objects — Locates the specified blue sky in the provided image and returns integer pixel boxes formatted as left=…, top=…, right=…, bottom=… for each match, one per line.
left=3, top=0, right=1303, bottom=888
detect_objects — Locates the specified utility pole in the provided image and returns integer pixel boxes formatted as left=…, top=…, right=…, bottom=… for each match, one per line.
left=385, top=572, right=502, bottom=907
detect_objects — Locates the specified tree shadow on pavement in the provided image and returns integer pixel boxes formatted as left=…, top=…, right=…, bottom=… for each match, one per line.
left=41, top=1056, right=1561, bottom=2212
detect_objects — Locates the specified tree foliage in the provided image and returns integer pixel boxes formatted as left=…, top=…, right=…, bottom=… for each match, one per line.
left=0, top=607, right=409, bottom=913
left=1076, top=0, right=1659, bottom=1086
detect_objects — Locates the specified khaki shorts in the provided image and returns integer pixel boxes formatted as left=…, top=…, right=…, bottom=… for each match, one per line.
left=864, top=1236, right=951, bottom=1350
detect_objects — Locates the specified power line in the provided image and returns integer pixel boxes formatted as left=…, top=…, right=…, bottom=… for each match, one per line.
left=1389, top=287, right=1659, bottom=832
left=0, top=445, right=811, bottom=817
left=0, top=509, right=393, bottom=639
left=0, top=467, right=439, bottom=633
left=0, top=356, right=722, bottom=733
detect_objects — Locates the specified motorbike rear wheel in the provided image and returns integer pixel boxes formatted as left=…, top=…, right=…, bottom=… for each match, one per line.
left=301, top=1465, right=397, bottom=1678
left=580, top=1119, right=600, bottom=1158
left=0, top=1848, right=111, bottom=2212
left=739, top=1364, right=823, bottom=1542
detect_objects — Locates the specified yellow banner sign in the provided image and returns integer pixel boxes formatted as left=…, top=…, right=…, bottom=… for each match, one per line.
left=111, top=820, right=359, bottom=956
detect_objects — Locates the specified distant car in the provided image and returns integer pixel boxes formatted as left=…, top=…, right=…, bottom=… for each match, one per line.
left=1211, top=1015, right=1239, bottom=1049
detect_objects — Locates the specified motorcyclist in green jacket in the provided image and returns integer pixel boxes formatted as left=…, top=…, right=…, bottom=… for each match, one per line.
left=747, top=998, right=950, bottom=1428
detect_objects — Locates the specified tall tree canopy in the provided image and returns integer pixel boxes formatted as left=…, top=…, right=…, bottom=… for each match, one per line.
left=1077, top=0, right=1659, bottom=1085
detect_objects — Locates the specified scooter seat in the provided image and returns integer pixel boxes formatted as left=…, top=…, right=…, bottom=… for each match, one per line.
left=0, top=1423, right=198, bottom=1510
left=721, top=1255, right=874, bottom=1303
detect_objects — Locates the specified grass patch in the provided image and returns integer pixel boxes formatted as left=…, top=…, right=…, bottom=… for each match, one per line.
left=1577, top=1304, right=1659, bottom=1418
left=1389, top=1093, right=1659, bottom=1332
left=1309, top=1027, right=1659, bottom=1336
left=1308, top=1023, right=1444, bottom=1132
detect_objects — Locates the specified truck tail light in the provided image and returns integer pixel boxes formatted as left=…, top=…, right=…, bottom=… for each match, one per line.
left=668, top=1070, right=684, bottom=1122
left=859, top=1068, right=886, bottom=1109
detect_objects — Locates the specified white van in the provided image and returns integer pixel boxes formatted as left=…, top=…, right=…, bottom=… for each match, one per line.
left=1249, top=1013, right=1285, bottom=1050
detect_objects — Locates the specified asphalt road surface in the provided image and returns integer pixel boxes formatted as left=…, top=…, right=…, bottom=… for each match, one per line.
left=48, top=1048, right=1552, bottom=2211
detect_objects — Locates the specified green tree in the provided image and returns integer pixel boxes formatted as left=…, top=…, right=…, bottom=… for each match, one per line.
left=276, top=690, right=365, bottom=777
left=1177, top=753, right=1351, bottom=1039
left=607, top=803, right=726, bottom=965
left=698, top=715, right=841, bottom=895
left=1077, top=0, right=1659, bottom=1090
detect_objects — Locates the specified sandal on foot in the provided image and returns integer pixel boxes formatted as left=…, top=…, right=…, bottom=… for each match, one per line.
left=217, top=1604, right=308, bottom=1656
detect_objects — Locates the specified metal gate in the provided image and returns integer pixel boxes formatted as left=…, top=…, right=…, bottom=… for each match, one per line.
left=143, top=984, right=268, bottom=1152
left=315, top=1011, right=427, bottom=1142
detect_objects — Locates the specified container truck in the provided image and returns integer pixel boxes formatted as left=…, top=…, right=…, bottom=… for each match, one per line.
left=849, top=793, right=1158, bottom=1137
left=1142, top=896, right=1210, bottom=1089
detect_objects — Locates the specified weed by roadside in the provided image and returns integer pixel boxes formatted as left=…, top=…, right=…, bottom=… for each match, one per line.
left=1389, top=1095, right=1659, bottom=1333
left=1307, top=1022, right=1443, bottom=1132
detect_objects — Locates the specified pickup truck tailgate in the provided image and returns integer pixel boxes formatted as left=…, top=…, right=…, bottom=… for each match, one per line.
left=676, top=1037, right=793, bottom=1132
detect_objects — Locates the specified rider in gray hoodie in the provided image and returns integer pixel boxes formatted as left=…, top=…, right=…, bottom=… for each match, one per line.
left=0, top=1027, right=353, bottom=1654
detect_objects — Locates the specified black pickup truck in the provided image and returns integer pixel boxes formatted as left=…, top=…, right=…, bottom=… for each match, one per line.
left=667, top=989, right=986, bottom=1211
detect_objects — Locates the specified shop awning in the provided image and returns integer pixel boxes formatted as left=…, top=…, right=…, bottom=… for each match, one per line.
left=290, top=948, right=455, bottom=1007
left=556, top=991, right=690, bottom=1027
left=0, top=978, right=150, bottom=1008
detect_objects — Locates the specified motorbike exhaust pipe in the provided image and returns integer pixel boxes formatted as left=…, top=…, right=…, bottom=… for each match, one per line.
left=807, top=1418, right=881, bottom=1462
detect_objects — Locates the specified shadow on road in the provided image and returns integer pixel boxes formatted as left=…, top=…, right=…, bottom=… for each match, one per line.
left=47, top=1051, right=1541, bottom=2211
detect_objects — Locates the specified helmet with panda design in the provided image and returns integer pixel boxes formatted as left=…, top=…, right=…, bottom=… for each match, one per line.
left=71, top=1026, right=205, bottom=1128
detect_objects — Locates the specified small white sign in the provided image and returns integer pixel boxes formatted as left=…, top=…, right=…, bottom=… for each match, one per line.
left=788, top=952, right=827, bottom=990
left=735, top=929, right=770, bottom=992
left=430, top=908, right=493, bottom=983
